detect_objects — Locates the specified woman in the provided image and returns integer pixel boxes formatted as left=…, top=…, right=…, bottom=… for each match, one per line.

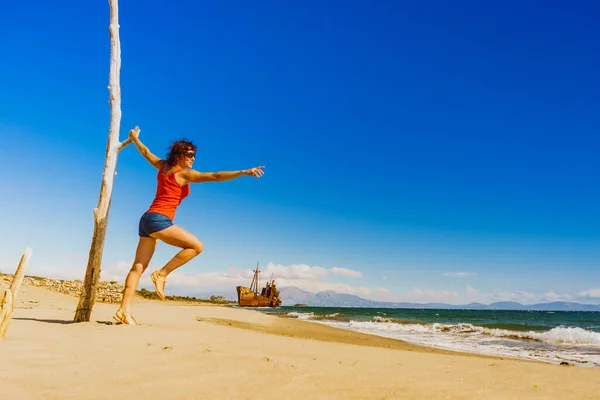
left=114, top=126, right=264, bottom=325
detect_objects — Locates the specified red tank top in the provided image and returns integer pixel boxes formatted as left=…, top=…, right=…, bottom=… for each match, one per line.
left=146, top=166, right=190, bottom=221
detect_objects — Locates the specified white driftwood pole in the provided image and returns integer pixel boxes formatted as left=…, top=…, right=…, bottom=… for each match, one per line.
left=0, top=248, right=33, bottom=339
left=74, top=0, right=133, bottom=322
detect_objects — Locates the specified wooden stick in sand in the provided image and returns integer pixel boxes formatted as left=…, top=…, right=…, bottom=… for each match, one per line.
left=0, top=248, right=33, bottom=340
left=74, top=0, right=133, bottom=322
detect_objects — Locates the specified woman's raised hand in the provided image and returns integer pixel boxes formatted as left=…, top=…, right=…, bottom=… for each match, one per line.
left=129, top=126, right=140, bottom=140
left=245, top=166, right=265, bottom=178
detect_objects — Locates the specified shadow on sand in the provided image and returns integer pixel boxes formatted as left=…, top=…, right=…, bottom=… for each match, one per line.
left=13, top=317, right=74, bottom=325
left=12, top=317, right=116, bottom=326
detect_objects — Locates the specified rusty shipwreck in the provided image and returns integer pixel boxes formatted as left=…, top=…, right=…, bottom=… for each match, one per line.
left=236, top=263, right=282, bottom=307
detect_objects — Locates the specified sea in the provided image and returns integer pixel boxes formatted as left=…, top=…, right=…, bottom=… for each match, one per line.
left=259, top=306, right=600, bottom=367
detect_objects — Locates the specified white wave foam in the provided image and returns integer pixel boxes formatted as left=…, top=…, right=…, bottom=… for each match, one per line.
left=285, top=312, right=315, bottom=320
left=437, top=324, right=600, bottom=346
left=284, top=312, right=600, bottom=366
left=286, top=312, right=340, bottom=319
left=539, top=327, right=600, bottom=346
left=366, top=318, right=600, bottom=346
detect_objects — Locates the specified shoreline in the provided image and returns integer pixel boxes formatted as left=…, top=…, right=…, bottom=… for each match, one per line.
left=3, top=275, right=600, bottom=399
left=231, top=310, right=599, bottom=368
left=4, top=272, right=596, bottom=366
left=3, top=271, right=464, bottom=357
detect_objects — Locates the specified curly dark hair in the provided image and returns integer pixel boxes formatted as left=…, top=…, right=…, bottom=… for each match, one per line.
left=166, top=139, right=197, bottom=166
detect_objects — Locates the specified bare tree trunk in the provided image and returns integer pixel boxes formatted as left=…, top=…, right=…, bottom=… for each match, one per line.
left=0, top=248, right=33, bottom=339
left=74, top=0, right=133, bottom=322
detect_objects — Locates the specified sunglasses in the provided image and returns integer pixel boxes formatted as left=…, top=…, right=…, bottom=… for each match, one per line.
left=184, top=152, right=196, bottom=158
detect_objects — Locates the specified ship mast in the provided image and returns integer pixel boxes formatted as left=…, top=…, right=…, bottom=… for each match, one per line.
left=255, top=262, right=259, bottom=293
left=249, top=261, right=261, bottom=294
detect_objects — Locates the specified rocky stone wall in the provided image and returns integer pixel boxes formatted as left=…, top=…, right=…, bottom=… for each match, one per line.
left=0, top=273, right=124, bottom=304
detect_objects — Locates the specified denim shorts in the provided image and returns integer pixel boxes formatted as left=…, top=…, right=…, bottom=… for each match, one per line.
left=138, top=212, right=173, bottom=237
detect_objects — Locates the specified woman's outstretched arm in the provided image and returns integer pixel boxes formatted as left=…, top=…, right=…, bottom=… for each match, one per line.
left=181, top=166, right=265, bottom=183
left=128, top=126, right=164, bottom=169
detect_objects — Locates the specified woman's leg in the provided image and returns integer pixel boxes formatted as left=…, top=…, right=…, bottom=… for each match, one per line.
left=119, top=236, right=158, bottom=311
left=149, top=224, right=204, bottom=299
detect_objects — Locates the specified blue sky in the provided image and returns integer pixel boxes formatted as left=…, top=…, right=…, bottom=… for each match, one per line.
left=1, top=0, right=598, bottom=304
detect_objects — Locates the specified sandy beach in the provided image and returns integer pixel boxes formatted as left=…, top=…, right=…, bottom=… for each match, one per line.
left=2, top=277, right=599, bottom=400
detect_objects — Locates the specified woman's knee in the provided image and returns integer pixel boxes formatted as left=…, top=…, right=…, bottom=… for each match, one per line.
left=130, top=262, right=147, bottom=274
left=190, top=240, right=204, bottom=255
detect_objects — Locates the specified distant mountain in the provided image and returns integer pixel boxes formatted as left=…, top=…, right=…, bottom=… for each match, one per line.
left=488, top=302, right=523, bottom=310
left=465, top=302, right=491, bottom=309
left=279, top=286, right=314, bottom=304
left=279, top=286, right=600, bottom=311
